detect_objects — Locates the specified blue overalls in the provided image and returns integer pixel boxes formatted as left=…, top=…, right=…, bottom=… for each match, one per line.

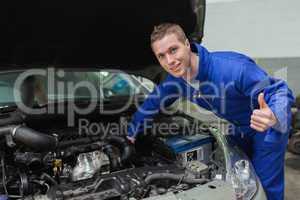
left=128, top=43, right=295, bottom=200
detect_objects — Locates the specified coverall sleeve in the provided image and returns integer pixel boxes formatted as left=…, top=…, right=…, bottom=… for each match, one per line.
left=127, top=76, right=181, bottom=138
left=235, top=59, right=295, bottom=142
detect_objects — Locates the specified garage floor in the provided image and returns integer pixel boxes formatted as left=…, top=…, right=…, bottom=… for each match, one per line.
left=285, top=152, right=300, bottom=199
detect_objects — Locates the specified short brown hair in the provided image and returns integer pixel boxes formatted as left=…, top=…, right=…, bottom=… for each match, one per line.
left=150, top=23, right=187, bottom=46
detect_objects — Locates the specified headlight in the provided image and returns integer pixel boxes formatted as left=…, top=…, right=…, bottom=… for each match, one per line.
left=230, top=159, right=257, bottom=200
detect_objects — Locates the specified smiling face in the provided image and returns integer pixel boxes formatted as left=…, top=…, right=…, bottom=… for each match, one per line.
left=151, top=33, right=192, bottom=78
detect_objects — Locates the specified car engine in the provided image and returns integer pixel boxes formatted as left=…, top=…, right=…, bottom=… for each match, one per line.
left=0, top=113, right=225, bottom=200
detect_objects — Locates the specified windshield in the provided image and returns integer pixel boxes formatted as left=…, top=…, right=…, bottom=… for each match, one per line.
left=0, top=68, right=155, bottom=107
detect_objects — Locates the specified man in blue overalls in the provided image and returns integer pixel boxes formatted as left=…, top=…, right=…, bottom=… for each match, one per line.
left=127, top=23, right=294, bottom=200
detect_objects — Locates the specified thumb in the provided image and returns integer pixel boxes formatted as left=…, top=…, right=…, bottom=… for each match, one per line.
left=258, top=93, right=268, bottom=109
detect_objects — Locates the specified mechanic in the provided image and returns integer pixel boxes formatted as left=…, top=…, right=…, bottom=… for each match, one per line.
left=126, top=23, right=294, bottom=200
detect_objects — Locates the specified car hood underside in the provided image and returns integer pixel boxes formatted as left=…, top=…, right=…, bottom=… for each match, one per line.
left=0, top=0, right=202, bottom=69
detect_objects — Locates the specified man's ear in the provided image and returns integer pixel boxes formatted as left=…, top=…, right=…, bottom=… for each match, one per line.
left=185, top=39, right=190, bottom=47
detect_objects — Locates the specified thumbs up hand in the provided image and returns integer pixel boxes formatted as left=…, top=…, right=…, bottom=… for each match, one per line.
left=250, top=93, right=278, bottom=132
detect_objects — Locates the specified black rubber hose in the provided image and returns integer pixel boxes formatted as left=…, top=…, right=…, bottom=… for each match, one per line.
left=13, top=126, right=58, bottom=152
left=40, top=173, right=58, bottom=186
left=144, top=173, right=208, bottom=185
left=106, top=136, right=133, bottom=162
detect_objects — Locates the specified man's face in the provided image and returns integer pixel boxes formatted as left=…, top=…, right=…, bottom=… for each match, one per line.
left=152, top=33, right=191, bottom=78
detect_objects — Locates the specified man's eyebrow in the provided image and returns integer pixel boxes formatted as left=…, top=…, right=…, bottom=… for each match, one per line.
left=168, top=45, right=177, bottom=51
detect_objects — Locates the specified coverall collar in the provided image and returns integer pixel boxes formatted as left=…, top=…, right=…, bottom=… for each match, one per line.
left=190, top=43, right=210, bottom=83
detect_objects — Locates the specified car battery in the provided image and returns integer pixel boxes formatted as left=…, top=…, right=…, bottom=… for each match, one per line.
left=165, top=134, right=214, bottom=165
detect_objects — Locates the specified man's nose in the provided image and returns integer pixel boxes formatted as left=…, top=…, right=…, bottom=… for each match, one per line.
left=166, top=54, right=175, bottom=66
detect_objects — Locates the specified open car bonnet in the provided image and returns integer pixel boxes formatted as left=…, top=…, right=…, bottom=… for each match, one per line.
left=0, top=0, right=205, bottom=69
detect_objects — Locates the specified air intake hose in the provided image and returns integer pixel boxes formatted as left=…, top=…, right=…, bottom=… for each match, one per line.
left=0, top=125, right=58, bottom=152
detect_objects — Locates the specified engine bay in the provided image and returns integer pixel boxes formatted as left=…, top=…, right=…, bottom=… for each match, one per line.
left=0, top=111, right=226, bottom=200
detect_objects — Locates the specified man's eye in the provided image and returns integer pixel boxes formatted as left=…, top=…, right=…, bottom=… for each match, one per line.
left=170, top=48, right=177, bottom=54
left=158, top=55, right=164, bottom=60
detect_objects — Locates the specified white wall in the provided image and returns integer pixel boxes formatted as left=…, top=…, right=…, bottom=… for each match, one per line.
left=203, top=0, right=300, bottom=58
